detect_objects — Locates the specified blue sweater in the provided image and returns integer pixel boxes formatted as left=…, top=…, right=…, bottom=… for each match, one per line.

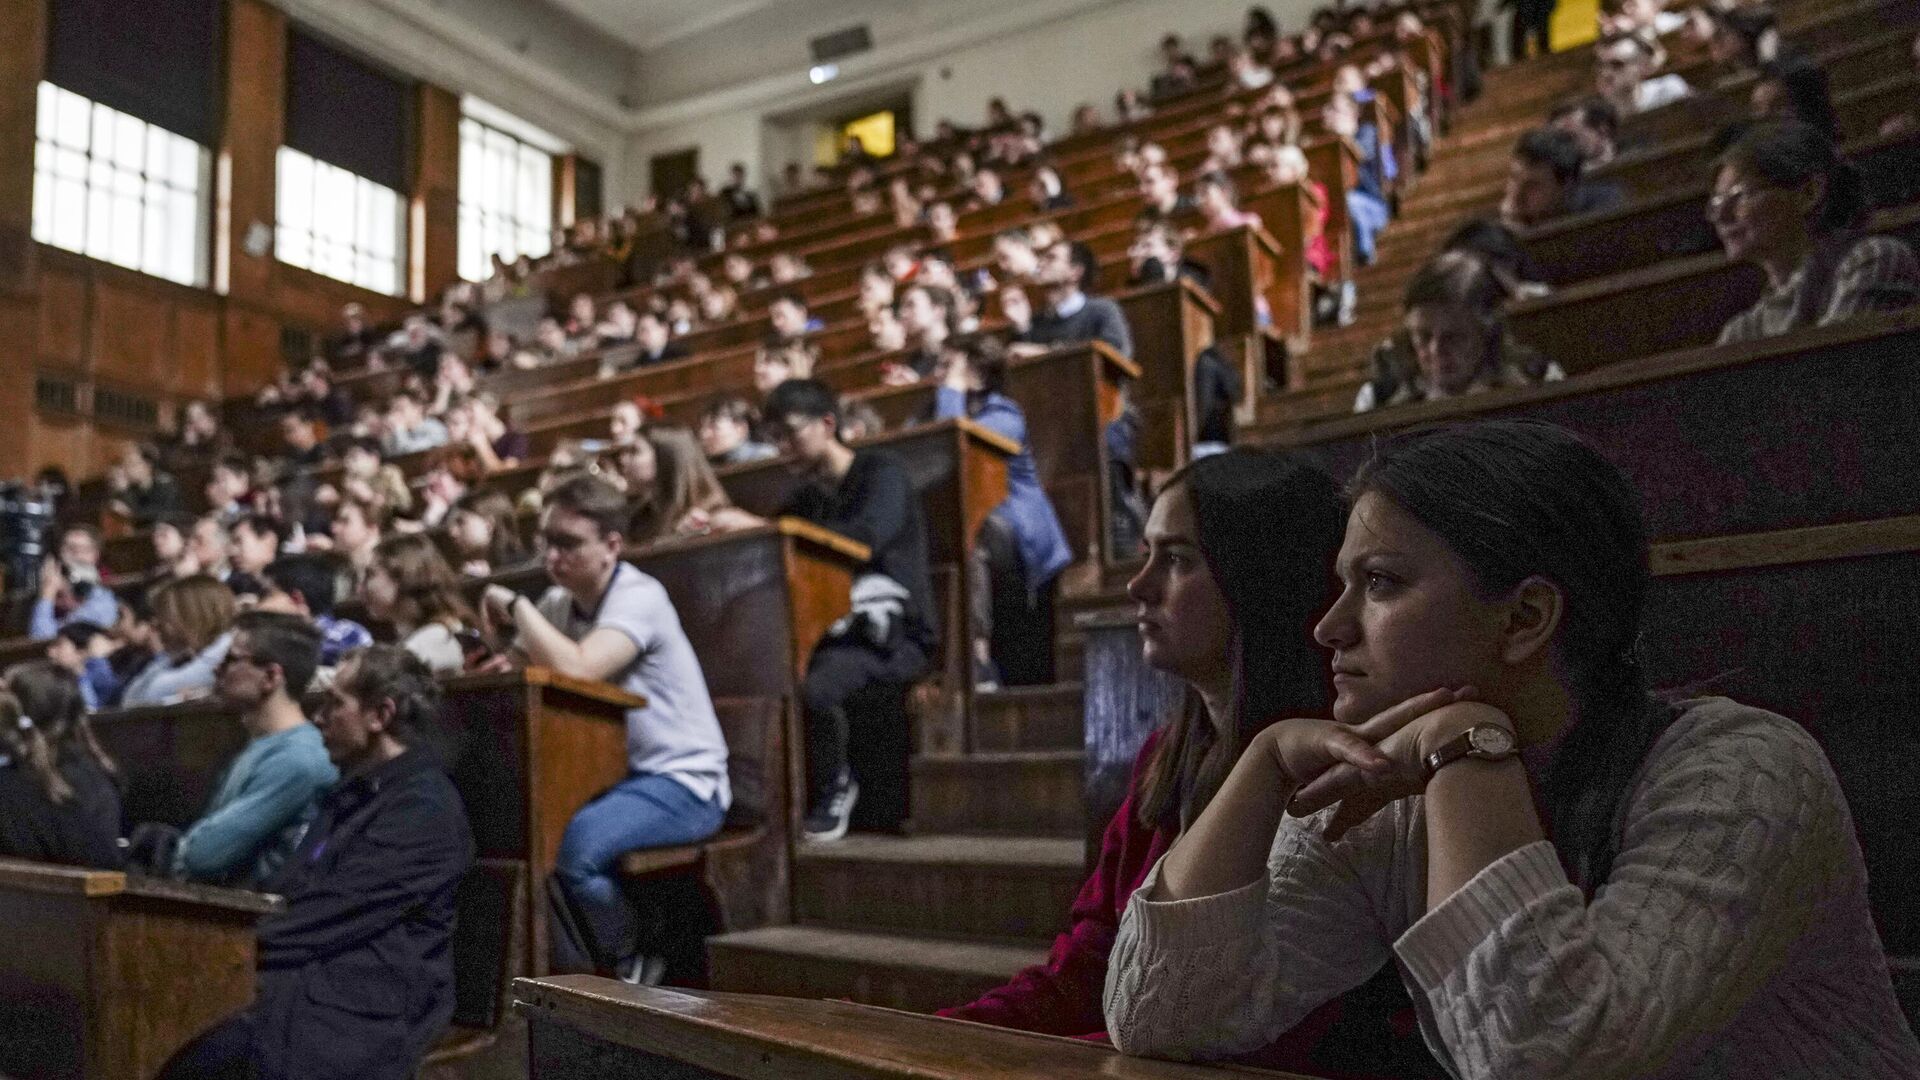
left=934, top=387, right=1075, bottom=586
left=173, top=722, right=338, bottom=887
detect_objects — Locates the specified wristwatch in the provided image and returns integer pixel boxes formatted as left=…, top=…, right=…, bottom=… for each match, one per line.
left=1422, top=724, right=1518, bottom=781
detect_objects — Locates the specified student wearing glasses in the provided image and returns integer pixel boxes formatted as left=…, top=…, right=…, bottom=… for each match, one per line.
left=147, top=611, right=337, bottom=888
left=480, top=474, right=729, bottom=984
left=1710, top=122, right=1920, bottom=345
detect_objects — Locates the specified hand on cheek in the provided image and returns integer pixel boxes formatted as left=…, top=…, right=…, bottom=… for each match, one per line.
left=1287, top=689, right=1494, bottom=842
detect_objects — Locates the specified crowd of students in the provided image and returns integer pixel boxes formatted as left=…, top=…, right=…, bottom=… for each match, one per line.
left=4, top=0, right=1919, bottom=1076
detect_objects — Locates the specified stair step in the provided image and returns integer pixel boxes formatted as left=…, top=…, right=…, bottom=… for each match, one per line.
left=795, top=834, right=1083, bottom=942
left=708, top=924, right=1048, bottom=1014
left=911, top=751, right=1084, bottom=836
left=969, top=683, right=1084, bottom=751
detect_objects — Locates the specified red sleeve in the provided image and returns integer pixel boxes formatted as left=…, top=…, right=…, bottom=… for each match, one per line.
left=935, top=733, right=1167, bottom=1036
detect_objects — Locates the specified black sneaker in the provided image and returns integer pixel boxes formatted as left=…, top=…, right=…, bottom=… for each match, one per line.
left=802, top=771, right=859, bottom=843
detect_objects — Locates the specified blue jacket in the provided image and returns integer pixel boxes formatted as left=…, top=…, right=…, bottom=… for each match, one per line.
left=251, top=748, right=473, bottom=1080
left=29, top=587, right=119, bottom=641
left=934, top=387, right=1074, bottom=587
left=119, top=632, right=233, bottom=708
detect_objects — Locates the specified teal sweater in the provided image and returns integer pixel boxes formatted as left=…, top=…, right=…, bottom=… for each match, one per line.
left=172, top=723, right=338, bottom=887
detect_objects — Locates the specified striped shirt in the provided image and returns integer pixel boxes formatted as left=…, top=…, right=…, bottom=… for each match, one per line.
left=1718, top=235, right=1920, bottom=346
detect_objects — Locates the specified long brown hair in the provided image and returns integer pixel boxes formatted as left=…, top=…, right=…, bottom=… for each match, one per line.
left=628, top=427, right=735, bottom=544
left=0, top=686, right=67, bottom=803
left=1133, top=449, right=1345, bottom=831
left=6, top=661, right=118, bottom=802
left=150, top=574, right=236, bottom=657
left=368, top=533, right=477, bottom=633
left=451, top=490, right=528, bottom=569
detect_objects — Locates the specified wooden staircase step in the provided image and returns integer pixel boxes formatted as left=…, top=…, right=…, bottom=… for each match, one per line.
left=910, top=752, right=1085, bottom=836
left=707, top=924, right=1048, bottom=1014
left=795, top=835, right=1085, bottom=943
left=969, top=683, right=1084, bottom=752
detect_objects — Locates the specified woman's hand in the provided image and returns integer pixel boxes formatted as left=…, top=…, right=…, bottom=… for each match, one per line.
left=1289, top=698, right=1512, bottom=842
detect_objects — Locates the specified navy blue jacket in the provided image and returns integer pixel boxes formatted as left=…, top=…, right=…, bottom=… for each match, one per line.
left=251, top=748, right=473, bottom=1080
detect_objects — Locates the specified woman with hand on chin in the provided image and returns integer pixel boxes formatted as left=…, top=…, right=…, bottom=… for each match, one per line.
left=940, top=448, right=1440, bottom=1079
left=1104, top=419, right=1920, bottom=1078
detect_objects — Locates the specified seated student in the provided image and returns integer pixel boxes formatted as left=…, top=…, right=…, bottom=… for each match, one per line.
left=108, top=441, right=184, bottom=526
left=893, top=283, right=959, bottom=381
left=0, top=662, right=124, bottom=869
left=1322, top=93, right=1395, bottom=266
left=627, top=309, right=689, bottom=370
left=1128, top=216, right=1212, bottom=289
left=1548, top=96, right=1622, bottom=169
left=259, top=554, right=374, bottom=672
left=231, top=513, right=284, bottom=584
left=276, top=407, right=330, bottom=473
left=338, top=436, right=414, bottom=518
left=1501, top=128, right=1623, bottom=230
left=480, top=475, right=729, bottom=981
left=158, top=645, right=474, bottom=1080
left=161, top=611, right=336, bottom=887
left=1196, top=171, right=1263, bottom=233
left=1439, top=217, right=1552, bottom=300
left=1750, top=58, right=1838, bottom=143
left=1137, top=161, right=1193, bottom=219
left=764, top=379, right=935, bottom=841
left=937, top=449, right=1437, bottom=1076
left=448, top=491, right=528, bottom=577
left=1105, top=420, right=1920, bottom=1076
left=753, top=339, right=818, bottom=396
left=1712, top=121, right=1920, bottom=345
left=767, top=292, right=823, bottom=344
left=361, top=534, right=478, bottom=675
left=699, top=397, right=779, bottom=467
left=382, top=390, right=450, bottom=457
left=619, top=428, right=765, bottom=545
left=121, top=575, right=236, bottom=707
left=595, top=300, right=639, bottom=345
left=1028, top=164, right=1074, bottom=213
left=925, top=338, right=1072, bottom=688
left=1595, top=31, right=1692, bottom=116
left=1013, top=240, right=1134, bottom=358
left=46, top=620, right=117, bottom=710
left=1355, top=252, right=1564, bottom=413
left=189, top=513, right=240, bottom=585
left=29, top=525, right=119, bottom=640
left=1704, top=4, right=1778, bottom=75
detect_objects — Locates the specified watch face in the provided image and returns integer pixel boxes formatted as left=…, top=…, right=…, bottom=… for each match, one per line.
left=1469, top=726, right=1516, bottom=756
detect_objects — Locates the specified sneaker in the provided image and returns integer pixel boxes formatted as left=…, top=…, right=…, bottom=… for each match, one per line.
left=616, top=953, right=668, bottom=986
left=802, top=771, right=859, bottom=843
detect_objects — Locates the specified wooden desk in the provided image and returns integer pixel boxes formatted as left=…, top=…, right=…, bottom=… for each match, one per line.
left=0, top=858, right=282, bottom=1080
left=515, top=977, right=1320, bottom=1079
left=1120, top=277, right=1221, bottom=472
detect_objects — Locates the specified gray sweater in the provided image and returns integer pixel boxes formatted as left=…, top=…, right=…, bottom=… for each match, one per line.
left=1103, top=698, right=1920, bottom=1078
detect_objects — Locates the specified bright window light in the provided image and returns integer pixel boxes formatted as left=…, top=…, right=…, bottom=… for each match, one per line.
left=275, top=145, right=404, bottom=296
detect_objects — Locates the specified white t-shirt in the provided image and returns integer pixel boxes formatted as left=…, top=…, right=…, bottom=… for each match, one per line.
left=539, top=563, right=730, bottom=809
left=403, top=622, right=467, bottom=675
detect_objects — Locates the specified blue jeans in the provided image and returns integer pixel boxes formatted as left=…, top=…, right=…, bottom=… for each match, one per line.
left=1348, top=188, right=1391, bottom=266
left=555, top=772, right=724, bottom=964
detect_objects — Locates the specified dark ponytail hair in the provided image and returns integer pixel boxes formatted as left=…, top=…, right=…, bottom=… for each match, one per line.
left=1349, top=419, right=1674, bottom=894
left=1715, top=120, right=1868, bottom=237
left=7, top=661, right=118, bottom=793
left=1135, top=449, right=1344, bottom=831
left=0, top=686, right=70, bottom=804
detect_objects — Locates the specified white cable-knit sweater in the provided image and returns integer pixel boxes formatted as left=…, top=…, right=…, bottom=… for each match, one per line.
left=1103, top=698, right=1920, bottom=1078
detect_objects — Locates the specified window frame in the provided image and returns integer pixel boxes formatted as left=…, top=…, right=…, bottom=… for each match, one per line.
left=273, top=144, right=407, bottom=297
left=457, top=114, right=554, bottom=282
left=31, top=81, right=212, bottom=287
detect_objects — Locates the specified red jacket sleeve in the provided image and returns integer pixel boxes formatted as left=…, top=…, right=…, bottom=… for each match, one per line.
left=936, top=733, right=1168, bottom=1035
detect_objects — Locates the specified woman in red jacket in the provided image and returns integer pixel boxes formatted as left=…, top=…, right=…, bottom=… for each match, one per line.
left=938, top=448, right=1441, bottom=1079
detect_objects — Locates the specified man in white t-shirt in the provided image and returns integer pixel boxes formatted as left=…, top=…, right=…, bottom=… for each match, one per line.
left=482, top=474, right=728, bottom=983
left=1596, top=32, right=1691, bottom=116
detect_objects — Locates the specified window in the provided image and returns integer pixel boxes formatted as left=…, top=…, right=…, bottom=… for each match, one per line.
left=31, top=82, right=209, bottom=286
left=275, top=145, right=404, bottom=296
left=459, top=117, right=552, bottom=282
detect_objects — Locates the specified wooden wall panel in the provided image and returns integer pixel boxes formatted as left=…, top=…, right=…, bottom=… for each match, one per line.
left=36, top=265, right=87, bottom=367
left=0, top=296, right=36, bottom=478
left=221, top=304, right=283, bottom=394
left=0, top=0, right=46, bottom=297
left=90, top=280, right=172, bottom=388
left=415, top=83, right=462, bottom=303
left=172, top=301, right=223, bottom=399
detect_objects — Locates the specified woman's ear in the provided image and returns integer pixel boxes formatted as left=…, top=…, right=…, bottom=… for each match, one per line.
left=1499, top=575, right=1565, bottom=667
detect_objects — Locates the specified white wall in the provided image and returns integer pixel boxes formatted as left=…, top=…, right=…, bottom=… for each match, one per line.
left=618, top=0, right=1330, bottom=205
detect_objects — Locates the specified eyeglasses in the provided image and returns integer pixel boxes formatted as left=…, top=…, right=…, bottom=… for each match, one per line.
left=1707, top=182, right=1768, bottom=217
left=217, top=652, right=263, bottom=672
left=541, top=531, right=595, bottom=553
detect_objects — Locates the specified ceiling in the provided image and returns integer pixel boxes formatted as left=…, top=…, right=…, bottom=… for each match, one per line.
left=539, top=0, right=783, bottom=51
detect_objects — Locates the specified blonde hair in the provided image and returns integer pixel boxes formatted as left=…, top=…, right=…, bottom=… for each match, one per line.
left=151, top=574, right=236, bottom=656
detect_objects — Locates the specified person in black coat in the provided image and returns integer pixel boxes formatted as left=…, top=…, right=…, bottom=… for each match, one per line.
left=0, top=662, right=124, bottom=869
left=158, top=645, right=473, bottom=1080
